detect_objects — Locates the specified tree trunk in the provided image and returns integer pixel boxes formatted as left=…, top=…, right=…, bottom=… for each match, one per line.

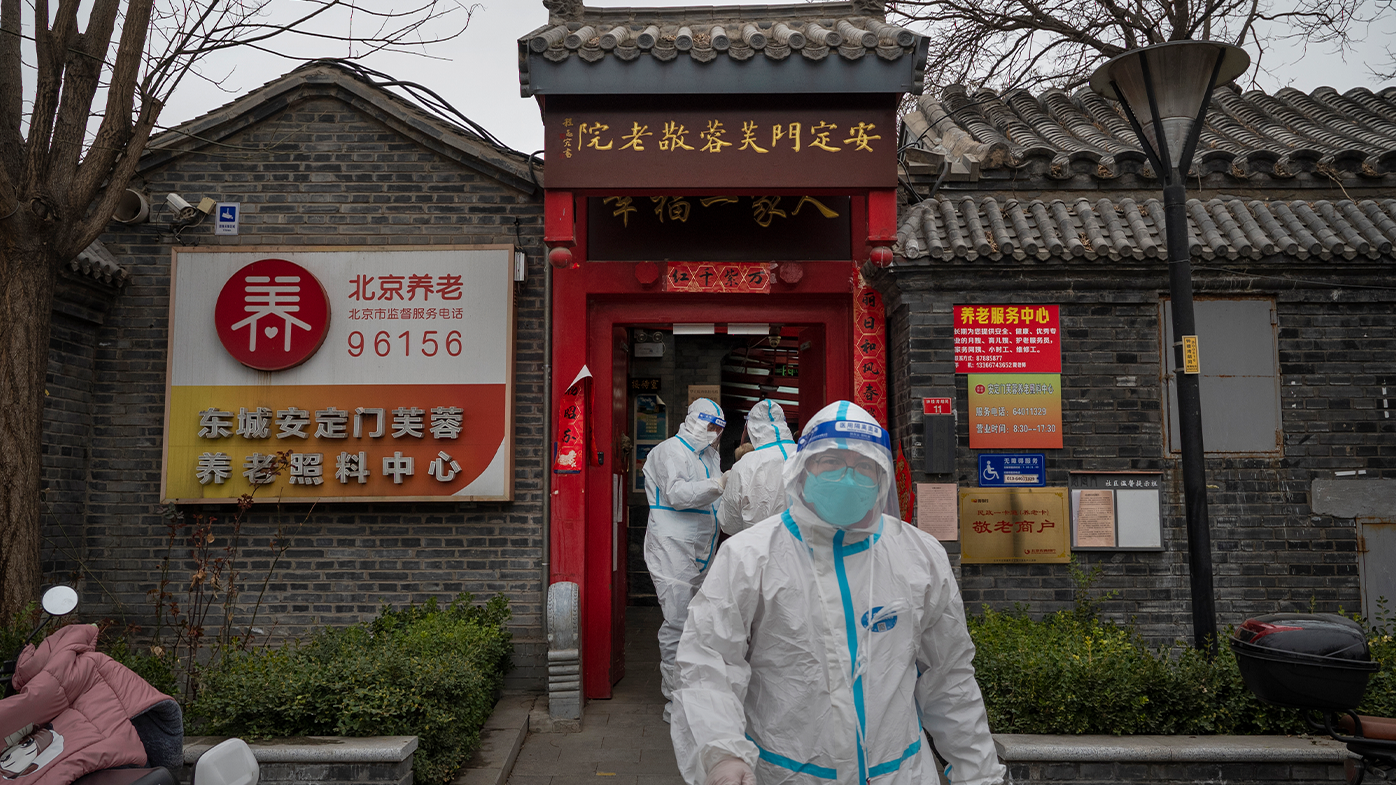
left=0, top=239, right=58, bottom=621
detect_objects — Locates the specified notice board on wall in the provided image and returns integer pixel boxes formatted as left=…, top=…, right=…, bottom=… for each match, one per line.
left=953, top=304, right=1061, bottom=374
left=1069, top=472, right=1165, bottom=550
left=633, top=394, right=667, bottom=493
left=966, top=374, right=1063, bottom=449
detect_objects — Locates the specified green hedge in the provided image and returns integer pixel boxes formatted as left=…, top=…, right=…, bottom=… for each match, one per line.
left=969, top=605, right=1396, bottom=736
left=191, top=594, right=512, bottom=785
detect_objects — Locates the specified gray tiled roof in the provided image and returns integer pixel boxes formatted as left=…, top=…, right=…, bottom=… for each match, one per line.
left=903, top=84, right=1396, bottom=182
left=73, top=240, right=127, bottom=285
left=895, top=196, right=1396, bottom=264
left=521, top=2, right=921, bottom=66
left=143, top=63, right=538, bottom=194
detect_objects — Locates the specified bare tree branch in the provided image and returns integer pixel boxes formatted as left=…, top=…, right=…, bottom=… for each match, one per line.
left=888, top=0, right=1387, bottom=92
left=0, top=0, right=477, bottom=619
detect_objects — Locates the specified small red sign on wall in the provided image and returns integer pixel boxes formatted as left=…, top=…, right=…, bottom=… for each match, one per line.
left=663, top=263, right=772, bottom=293
left=954, top=304, right=1061, bottom=374
left=923, top=397, right=954, bottom=415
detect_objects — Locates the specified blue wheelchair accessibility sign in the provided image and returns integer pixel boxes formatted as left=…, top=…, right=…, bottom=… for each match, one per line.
left=978, top=454, right=1046, bottom=487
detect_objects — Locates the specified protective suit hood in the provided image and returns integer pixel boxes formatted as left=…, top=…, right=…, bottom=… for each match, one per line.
left=782, top=401, right=897, bottom=533
left=678, top=398, right=725, bottom=450
left=745, top=400, right=794, bottom=448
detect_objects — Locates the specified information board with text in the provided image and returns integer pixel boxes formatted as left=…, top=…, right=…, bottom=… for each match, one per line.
left=163, top=247, right=515, bottom=503
left=954, top=304, right=1061, bottom=373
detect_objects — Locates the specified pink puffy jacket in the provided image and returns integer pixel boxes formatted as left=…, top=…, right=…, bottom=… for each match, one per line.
left=0, top=624, right=172, bottom=783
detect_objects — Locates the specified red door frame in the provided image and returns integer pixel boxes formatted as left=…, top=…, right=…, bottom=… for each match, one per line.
left=551, top=261, right=856, bottom=699
left=547, top=185, right=896, bottom=700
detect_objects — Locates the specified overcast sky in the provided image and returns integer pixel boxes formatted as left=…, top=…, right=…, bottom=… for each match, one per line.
left=157, top=0, right=1396, bottom=157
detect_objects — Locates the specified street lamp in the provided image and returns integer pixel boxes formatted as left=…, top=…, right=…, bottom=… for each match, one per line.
left=1089, top=40, right=1250, bottom=653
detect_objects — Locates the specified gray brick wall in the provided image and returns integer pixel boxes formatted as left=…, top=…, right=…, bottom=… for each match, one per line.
left=42, top=274, right=120, bottom=586
left=58, top=94, right=547, bottom=686
left=879, top=265, right=1392, bottom=644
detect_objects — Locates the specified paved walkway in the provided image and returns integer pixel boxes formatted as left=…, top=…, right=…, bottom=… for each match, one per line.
left=508, top=606, right=685, bottom=785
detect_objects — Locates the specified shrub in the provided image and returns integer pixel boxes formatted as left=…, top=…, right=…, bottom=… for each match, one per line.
left=0, top=602, right=38, bottom=665
left=968, top=607, right=1306, bottom=735
left=104, top=633, right=179, bottom=698
left=191, top=594, right=512, bottom=785
left=969, top=602, right=1396, bottom=736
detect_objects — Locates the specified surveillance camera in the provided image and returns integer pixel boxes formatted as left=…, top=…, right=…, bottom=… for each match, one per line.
left=166, top=193, right=192, bottom=213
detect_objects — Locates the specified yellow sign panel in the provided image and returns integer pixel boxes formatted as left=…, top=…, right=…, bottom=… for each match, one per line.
left=1182, top=335, right=1200, bottom=374
left=959, top=488, right=1070, bottom=564
left=966, top=373, right=1063, bottom=449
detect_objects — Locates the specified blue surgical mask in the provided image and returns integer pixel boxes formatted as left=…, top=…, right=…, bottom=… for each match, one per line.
left=802, top=470, right=881, bottom=528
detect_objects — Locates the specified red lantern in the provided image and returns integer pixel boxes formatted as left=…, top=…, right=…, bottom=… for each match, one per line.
left=549, top=246, right=574, bottom=268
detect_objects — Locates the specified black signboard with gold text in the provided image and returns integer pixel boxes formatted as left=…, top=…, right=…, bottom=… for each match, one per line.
left=545, top=94, right=896, bottom=190
left=587, top=195, right=851, bottom=262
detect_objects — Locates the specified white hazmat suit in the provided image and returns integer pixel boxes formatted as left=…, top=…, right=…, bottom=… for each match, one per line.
left=643, top=397, right=726, bottom=716
left=672, top=401, right=1006, bottom=785
left=718, top=400, right=796, bottom=536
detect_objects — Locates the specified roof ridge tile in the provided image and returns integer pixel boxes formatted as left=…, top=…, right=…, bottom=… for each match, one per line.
left=895, top=195, right=1396, bottom=265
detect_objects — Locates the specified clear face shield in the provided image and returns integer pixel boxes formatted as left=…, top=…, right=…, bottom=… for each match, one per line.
left=684, top=399, right=725, bottom=447
left=789, top=413, right=898, bottom=529
left=697, top=411, right=724, bottom=437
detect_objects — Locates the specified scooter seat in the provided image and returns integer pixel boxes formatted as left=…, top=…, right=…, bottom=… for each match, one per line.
left=1338, top=714, right=1396, bottom=742
left=72, top=767, right=179, bottom=785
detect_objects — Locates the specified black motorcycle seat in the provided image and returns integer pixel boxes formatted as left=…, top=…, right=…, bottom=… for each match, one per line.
left=71, top=767, right=178, bottom=785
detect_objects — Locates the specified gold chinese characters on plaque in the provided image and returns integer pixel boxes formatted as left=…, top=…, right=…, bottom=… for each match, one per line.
left=543, top=96, right=897, bottom=190
left=958, top=488, right=1070, bottom=564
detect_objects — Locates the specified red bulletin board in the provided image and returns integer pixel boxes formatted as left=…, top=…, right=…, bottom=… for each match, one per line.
left=954, top=304, right=1061, bottom=373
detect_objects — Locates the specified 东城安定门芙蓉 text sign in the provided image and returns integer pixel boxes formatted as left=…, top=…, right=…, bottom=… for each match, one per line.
left=162, top=247, right=516, bottom=503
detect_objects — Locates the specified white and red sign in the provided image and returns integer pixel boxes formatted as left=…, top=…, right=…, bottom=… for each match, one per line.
left=163, top=247, right=516, bottom=503
left=954, top=304, right=1061, bottom=374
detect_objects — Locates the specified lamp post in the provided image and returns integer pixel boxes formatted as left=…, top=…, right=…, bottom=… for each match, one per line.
left=1089, top=40, right=1249, bottom=653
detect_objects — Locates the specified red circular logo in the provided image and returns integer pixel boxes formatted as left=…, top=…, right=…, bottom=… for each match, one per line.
left=214, top=259, right=330, bottom=371
left=975, top=384, right=986, bottom=394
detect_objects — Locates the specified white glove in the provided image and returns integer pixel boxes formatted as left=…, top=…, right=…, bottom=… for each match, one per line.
left=716, top=471, right=729, bottom=491
left=704, top=757, right=755, bottom=785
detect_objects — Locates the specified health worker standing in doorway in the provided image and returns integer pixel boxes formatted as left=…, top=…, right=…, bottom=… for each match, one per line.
left=671, top=401, right=1006, bottom=785
left=717, top=400, right=796, bottom=535
left=643, top=397, right=726, bottom=723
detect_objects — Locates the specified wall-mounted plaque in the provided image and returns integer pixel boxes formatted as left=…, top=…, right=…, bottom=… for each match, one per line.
left=1069, top=472, right=1165, bottom=551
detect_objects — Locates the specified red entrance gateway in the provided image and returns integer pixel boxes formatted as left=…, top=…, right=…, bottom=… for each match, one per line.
left=520, top=1, right=927, bottom=699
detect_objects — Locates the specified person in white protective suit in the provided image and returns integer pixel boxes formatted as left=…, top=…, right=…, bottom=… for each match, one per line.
left=717, top=400, right=796, bottom=536
left=671, top=401, right=1007, bottom=785
left=643, top=397, right=727, bottom=722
